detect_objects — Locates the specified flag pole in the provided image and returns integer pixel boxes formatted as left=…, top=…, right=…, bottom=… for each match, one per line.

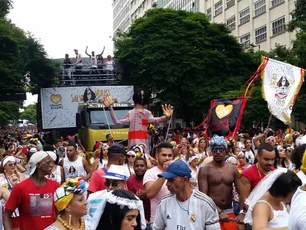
left=266, top=113, right=273, bottom=128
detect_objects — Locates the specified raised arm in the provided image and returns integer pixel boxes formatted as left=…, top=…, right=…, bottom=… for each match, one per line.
left=109, top=107, right=130, bottom=125
left=144, top=179, right=166, bottom=199
left=98, top=46, right=105, bottom=56
left=147, top=104, right=173, bottom=124
left=85, top=46, right=91, bottom=57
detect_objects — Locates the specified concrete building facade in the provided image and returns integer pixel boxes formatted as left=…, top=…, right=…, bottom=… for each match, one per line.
left=113, top=0, right=157, bottom=37
left=113, top=0, right=296, bottom=50
left=201, top=0, right=296, bottom=51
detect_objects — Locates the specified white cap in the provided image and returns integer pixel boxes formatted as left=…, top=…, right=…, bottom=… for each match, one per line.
left=29, top=147, right=37, bottom=153
left=29, top=151, right=50, bottom=175
left=46, top=151, right=57, bottom=161
left=103, top=165, right=130, bottom=181
left=127, top=150, right=136, bottom=156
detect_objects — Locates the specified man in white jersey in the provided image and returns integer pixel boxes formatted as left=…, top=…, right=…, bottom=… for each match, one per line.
left=288, top=144, right=306, bottom=229
left=59, top=143, right=91, bottom=181
left=153, top=160, right=220, bottom=230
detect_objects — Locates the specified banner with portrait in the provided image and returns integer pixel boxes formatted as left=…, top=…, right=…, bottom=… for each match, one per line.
left=262, top=57, right=305, bottom=124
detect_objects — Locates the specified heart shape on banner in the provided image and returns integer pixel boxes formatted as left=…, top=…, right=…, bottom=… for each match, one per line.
left=215, top=104, right=233, bottom=119
left=50, top=94, right=62, bottom=104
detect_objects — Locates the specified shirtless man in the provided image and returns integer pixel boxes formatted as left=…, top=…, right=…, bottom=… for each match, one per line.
left=198, top=135, right=240, bottom=230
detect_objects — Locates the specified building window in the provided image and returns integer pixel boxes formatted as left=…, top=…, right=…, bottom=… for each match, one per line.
left=226, top=16, right=236, bottom=31
left=239, top=7, right=250, bottom=25
left=254, top=0, right=266, bottom=17
left=240, top=33, right=250, bottom=47
left=271, top=0, right=284, bottom=7
left=272, top=16, right=286, bottom=36
left=214, top=1, right=223, bottom=16
left=255, top=26, right=267, bottom=43
left=206, top=7, right=212, bottom=20
left=226, top=0, right=235, bottom=8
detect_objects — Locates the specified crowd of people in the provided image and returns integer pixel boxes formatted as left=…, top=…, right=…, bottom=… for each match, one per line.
left=0, top=124, right=306, bottom=229
left=61, top=48, right=116, bottom=85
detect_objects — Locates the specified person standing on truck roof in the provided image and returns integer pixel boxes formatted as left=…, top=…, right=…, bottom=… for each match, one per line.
left=59, top=143, right=92, bottom=181
left=103, top=90, right=173, bottom=154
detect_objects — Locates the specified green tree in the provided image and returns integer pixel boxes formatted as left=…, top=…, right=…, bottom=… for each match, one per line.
left=0, top=101, right=20, bottom=126
left=115, top=9, right=256, bottom=124
left=20, top=104, right=37, bottom=124
left=0, top=0, right=12, bottom=19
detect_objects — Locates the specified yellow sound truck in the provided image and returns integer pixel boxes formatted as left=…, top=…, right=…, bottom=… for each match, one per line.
left=38, top=85, right=134, bottom=151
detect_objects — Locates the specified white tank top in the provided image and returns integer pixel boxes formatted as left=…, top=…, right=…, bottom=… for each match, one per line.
left=47, top=166, right=62, bottom=184
left=63, top=156, right=86, bottom=179
left=257, top=200, right=289, bottom=228
left=105, top=60, right=114, bottom=71
left=91, top=56, right=97, bottom=66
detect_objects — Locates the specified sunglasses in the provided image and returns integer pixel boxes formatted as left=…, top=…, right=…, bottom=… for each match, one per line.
left=7, top=163, right=16, bottom=167
left=212, top=147, right=226, bottom=153
left=127, top=155, right=136, bottom=158
left=104, top=180, right=119, bottom=187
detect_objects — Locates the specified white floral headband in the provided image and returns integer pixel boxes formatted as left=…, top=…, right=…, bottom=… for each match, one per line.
left=87, top=190, right=146, bottom=230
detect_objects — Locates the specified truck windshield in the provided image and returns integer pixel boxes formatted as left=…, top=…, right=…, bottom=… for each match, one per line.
left=89, top=109, right=130, bottom=125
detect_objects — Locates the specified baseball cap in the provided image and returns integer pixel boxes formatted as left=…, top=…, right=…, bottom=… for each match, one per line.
left=108, top=143, right=126, bottom=156
left=158, top=160, right=191, bottom=179
left=28, top=151, right=50, bottom=175
left=103, top=165, right=130, bottom=181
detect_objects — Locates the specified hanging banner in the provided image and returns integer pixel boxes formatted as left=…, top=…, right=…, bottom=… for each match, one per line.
left=205, top=97, right=248, bottom=140
left=262, top=57, right=305, bottom=124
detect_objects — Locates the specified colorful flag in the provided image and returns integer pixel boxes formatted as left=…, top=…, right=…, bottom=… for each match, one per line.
left=261, top=57, right=305, bottom=124
left=205, top=97, right=248, bottom=140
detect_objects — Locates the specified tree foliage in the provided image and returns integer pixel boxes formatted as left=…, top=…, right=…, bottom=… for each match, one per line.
left=20, top=104, right=37, bottom=124
left=0, top=1, right=60, bottom=125
left=0, top=0, right=12, bottom=19
left=115, top=9, right=257, bottom=124
left=0, top=101, right=20, bottom=126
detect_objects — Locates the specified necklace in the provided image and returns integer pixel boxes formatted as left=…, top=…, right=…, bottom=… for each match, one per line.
left=176, top=198, right=190, bottom=215
left=256, top=163, right=271, bottom=179
left=256, top=164, right=263, bottom=179
left=57, top=215, right=84, bottom=230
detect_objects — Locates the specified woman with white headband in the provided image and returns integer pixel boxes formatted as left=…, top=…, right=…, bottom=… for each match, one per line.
left=87, top=189, right=145, bottom=230
left=244, top=168, right=301, bottom=229
left=0, top=156, right=26, bottom=230
left=188, top=154, right=199, bottom=189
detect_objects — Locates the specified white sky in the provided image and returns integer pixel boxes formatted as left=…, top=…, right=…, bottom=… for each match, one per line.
left=8, top=0, right=113, bottom=106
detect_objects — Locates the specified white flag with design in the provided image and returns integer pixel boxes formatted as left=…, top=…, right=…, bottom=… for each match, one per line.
left=262, top=57, right=305, bottom=124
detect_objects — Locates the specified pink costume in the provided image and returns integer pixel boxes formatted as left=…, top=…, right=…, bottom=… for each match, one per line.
left=109, top=107, right=168, bottom=152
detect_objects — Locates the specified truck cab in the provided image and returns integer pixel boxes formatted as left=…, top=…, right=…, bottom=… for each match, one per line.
left=76, top=102, right=133, bottom=151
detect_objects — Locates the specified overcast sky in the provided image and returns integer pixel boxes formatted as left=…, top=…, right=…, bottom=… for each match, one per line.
left=8, top=0, right=113, bottom=105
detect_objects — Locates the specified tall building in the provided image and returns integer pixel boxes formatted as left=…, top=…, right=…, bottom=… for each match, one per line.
left=113, top=0, right=296, bottom=51
left=201, top=0, right=296, bottom=51
left=113, top=0, right=158, bottom=37
left=157, top=0, right=201, bottom=11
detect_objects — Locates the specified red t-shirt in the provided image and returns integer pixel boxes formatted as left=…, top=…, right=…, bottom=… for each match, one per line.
left=5, top=178, right=60, bottom=230
left=87, top=168, right=107, bottom=193
left=126, top=175, right=151, bottom=221
left=241, top=164, right=275, bottom=190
